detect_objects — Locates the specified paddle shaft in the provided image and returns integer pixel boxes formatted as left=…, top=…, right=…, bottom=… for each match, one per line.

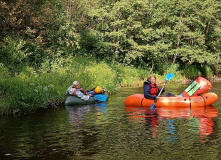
left=157, top=80, right=169, bottom=96
left=151, top=81, right=167, bottom=107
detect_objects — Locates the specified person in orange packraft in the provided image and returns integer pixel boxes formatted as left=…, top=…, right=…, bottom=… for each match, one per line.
left=144, top=75, right=174, bottom=99
left=144, top=75, right=165, bottom=100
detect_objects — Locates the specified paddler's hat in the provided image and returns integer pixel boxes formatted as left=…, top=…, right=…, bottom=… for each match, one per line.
left=73, top=81, right=79, bottom=86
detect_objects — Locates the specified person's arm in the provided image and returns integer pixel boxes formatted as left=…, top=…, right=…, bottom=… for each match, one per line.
left=144, top=84, right=157, bottom=100
left=76, top=90, right=91, bottom=101
left=66, top=85, right=74, bottom=95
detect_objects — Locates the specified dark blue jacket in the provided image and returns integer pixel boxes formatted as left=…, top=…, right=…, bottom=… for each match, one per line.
left=144, top=78, right=164, bottom=99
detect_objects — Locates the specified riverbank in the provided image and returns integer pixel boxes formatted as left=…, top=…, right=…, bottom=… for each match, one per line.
left=0, top=56, right=217, bottom=114
left=211, top=76, right=221, bottom=82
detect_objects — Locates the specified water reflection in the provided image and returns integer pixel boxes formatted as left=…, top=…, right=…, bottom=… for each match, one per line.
left=144, top=109, right=159, bottom=139
left=65, top=103, right=108, bottom=125
left=66, top=105, right=90, bottom=127
left=125, top=105, right=218, bottom=143
left=94, top=103, right=108, bottom=120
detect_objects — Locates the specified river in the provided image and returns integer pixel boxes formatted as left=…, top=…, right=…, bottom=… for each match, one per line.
left=0, top=82, right=221, bottom=160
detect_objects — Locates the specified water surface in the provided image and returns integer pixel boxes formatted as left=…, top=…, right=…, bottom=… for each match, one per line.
left=0, top=83, right=221, bottom=160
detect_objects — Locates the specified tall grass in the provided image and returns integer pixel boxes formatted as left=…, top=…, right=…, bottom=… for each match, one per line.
left=110, top=64, right=147, bottom=87
left=0, top=72, right=63, bottom=114
left=1, top=56, right=205, bottom=114
left=181, top=65, right=201, bottom=79
left=181, top=64, right=213, bottom=80
left=0, top=56, right=153, bottom=114
left=200, top=65, right=213, bottom=80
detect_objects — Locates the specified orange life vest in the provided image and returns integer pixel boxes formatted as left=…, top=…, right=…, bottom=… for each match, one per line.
left=143, top=82, right=159, bottom=96
left=149, top=83, right=159, bottom=96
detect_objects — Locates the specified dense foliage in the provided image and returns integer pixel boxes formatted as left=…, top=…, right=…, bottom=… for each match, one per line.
left=1, top=0, right=221, bottom=73
left=0, top=0, right=221, bottom=113
left=84, top=0, right=221, bottom=69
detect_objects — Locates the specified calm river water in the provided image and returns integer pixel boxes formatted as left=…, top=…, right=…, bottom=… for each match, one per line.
left=1, top=82, right=221, bottom=160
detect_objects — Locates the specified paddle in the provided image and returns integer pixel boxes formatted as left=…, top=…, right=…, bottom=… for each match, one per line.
left=150, top=73, right=174, bottom=109
left=94, top=94, right=108, bottom=102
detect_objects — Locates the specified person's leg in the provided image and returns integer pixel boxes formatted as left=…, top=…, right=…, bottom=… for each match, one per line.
left=87, top=91, right=97, bottom=96
left=162, top=92, right=175, bottom=97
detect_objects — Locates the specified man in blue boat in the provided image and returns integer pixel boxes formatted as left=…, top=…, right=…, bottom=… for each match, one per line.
left=66, top=81, right=93, bottom=101
left=66, top=81, right=105, bottom=101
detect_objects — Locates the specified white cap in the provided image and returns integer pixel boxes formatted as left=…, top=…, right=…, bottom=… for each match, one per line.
left=73, top=81, right=79, bottom=86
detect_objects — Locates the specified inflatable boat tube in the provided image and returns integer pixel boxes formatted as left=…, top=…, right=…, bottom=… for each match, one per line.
left=65, top=92, right=108, bottom=106
left=124, top=92, right=218, bottom=108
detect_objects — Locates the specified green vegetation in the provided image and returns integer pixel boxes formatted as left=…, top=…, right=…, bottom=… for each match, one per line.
left=0, top=56, right=156, bottom=114
left=0, top=0, right=220, bottom=114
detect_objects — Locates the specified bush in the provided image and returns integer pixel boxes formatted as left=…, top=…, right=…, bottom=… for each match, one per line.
left=181, top=65, right=201, bottom=79
left=200, top=65, right=213, bottom=79
left=86, top=62, right=117, bottom=92
left=0, top=63, right=10, bottom=79
left=110, top=63, right=147, bottom=86
left=0, top=37, right=27, bottom=73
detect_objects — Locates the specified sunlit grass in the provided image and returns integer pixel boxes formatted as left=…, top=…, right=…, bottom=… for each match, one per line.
left=0, top=58, right=195, bottom=114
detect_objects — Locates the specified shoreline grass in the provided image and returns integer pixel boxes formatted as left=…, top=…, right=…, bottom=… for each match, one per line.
left=0, top=56, right=214, bottom=114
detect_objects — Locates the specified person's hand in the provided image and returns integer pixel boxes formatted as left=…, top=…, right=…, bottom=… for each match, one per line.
left=88, top=94, right=92, bottom=97
left=163, top=83, right=166, bottom=87
left=102, top=89, right=106, bottom=93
